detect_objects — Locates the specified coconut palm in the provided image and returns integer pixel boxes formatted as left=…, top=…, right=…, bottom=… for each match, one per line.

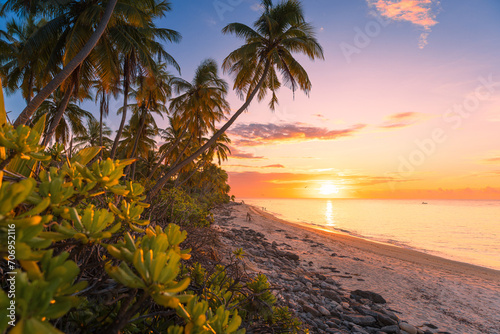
left=73, top=119, right=112, bottom=151
left=170, top=58, right=230, bottom=144
left=32, top=88, right=96, bottom=146
left=117, top=113, right=158, bottom=159
left=0, top=17, right=49, bottom=105
left=12, top=0, right=119, bottom=126
left=147, top=0, right=323, bottom=199
left=108, top=3, right=181, bottom=158
left=205, top=132, right=231, bottom=165
left=124, top=64, right=171, bottom=179
left=148, top=60, right=229, bottom=178
left=93, top=78, right=121, bottom=156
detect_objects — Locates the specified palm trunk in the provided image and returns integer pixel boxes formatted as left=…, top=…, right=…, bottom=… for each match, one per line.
left=99, top=98, right=103, bottom=155
left=42, top=82, right=73, bottom=146
left=146, top=61, right=271, bottom=201
left=126, top=112, right=147, bottom=180
left=146, top=120, right=192, bottom=180
left=26, top=71, right=34, bottom=105
left=110, top=58, right=130, bottom=159
left=13, top=0, right=118, bottom=127
left=176, top=160, right=207, bottom=189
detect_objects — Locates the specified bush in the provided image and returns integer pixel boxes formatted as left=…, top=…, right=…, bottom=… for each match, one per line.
left=0, top=117, right=244, bottom=333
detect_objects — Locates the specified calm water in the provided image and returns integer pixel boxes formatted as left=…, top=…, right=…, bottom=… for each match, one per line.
left=242, top=198, right=500, bottom=270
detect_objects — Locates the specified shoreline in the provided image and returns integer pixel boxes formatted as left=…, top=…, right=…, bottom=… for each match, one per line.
left=214, top=202, right=500, bottom=334
left=248, top=205, right=500, bottom=281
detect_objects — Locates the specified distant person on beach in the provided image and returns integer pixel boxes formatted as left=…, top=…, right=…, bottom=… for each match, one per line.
left=246, top=212, right=252, bottom=221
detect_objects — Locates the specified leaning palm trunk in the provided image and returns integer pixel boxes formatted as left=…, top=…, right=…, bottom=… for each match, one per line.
left=110, top=59, right=130, bottom=159
left=146, top=61, right=271, bottom=201
left=14, top=0, right=118, bottom=127
left=42, top=83, right=73, bottom=146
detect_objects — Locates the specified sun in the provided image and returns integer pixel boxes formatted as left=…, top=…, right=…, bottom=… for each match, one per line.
left=319, top=182, right=339, bottom=195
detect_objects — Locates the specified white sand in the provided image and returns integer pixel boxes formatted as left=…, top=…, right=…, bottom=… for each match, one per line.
left=217, top=203, right=500, bottom=334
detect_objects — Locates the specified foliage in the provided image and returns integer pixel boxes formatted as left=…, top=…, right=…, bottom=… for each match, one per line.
left=0, top=1, right=321, bottom=332
left=0, top=120, right=244, bottom=334
left=155, top=187, right=212, bottom=228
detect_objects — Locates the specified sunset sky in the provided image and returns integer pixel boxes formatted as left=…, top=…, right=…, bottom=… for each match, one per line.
left=4, top=0, right=500, bottom=199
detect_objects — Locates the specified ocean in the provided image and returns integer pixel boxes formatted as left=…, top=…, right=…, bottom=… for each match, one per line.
left=242, top=198, right=500, bottom=270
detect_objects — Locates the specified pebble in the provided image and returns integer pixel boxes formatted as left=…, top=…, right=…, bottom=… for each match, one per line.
left=399, top=323, right=417, bottom=334
left=318, top=305, right=331, bottom=316
left=214, top=207, right=436, bottom=334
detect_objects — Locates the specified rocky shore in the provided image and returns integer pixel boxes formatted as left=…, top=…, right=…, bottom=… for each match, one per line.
left=211, top=203, right=500, bottom=334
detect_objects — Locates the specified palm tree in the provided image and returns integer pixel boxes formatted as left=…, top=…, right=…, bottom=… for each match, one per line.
left=32, top=88, right=96, bottom=146
left=93, top=78, right=121, bottom=156
left=0, top=17, right=49, bottom=105
left=12, top=0, right=119, bottom=126
left=147, top=59, right=229, bottom=179
left=73, top=119, right=112, bottom=151
left=108, top=3, right=181, bottom=158
left=124, top=64, right=171, bottom=179
left=147, top=0, right=324, bottom=200
left=117, top=113, right=158, bottom=159
left=171, top=58, right=230, bottom=143
left=205, top=132, right=231, bottom=165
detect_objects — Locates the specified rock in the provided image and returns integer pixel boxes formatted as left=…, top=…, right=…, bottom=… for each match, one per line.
left=351, top=290, right=387, bottom=304
left=318, top=305, right=331, bottom=316
left=380, top=325, right=401, bottom=333
left=399, top=323, right=417, bottom=334
left=280, top=250, right=300, bottom=262
left=316, top=273, right=327, bottom=280
left=351, top=325, right=370, bottom=334
left=343, top=314, right=377, bottom=326
left=354, top=307, right=397, bottom=326
left=302, top=305, right=321, bottom=317
left=322, top=290, right=342, bottom=304
left=325, top=278, right=338, bottom=285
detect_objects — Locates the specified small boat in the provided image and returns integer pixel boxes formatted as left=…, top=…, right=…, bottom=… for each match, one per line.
left=422, top=202, right=428, bottom=204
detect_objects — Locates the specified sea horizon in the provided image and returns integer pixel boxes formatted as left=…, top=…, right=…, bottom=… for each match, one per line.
left=241, top=197, right=500, bottom=271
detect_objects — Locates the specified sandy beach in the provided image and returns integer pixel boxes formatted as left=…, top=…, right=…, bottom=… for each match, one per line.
left=214, top=203, right=500, bottom=334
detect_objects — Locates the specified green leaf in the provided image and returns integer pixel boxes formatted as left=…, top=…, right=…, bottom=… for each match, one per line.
left=71, top=147, right=101, bottom=165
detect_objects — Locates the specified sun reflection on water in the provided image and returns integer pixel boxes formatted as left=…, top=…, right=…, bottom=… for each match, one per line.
left=325, top=200, right=335, bottom=226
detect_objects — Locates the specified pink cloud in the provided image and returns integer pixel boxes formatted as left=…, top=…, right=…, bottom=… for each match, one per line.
left=228, top=146, right=265, bottom=159
left=367, top=0, right=440, bottom=48
left=229, top=123, right=366, bottom=146
left=379, top=111, right=424, bottom=129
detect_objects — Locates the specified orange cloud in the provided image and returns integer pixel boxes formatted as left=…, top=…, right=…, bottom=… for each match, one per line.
left=482, top=157, right=500, bottom=164
left=229, top=123, right=366, bottom=146
left=379, top=111, right=425, bottom=129
left=367, top=0, right=440, bottom=48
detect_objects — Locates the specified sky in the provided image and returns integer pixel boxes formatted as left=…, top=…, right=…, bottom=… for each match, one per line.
left=3, top=0, right=500, bottom=199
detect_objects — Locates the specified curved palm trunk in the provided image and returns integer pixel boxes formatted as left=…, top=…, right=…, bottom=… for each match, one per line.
left=42, top=82, right=73, bottom=146
left=146, top=61, right=271, bottom=201
left=13, top=0, right=118, bottom=127
left=110, top=58, right=130, bottom=159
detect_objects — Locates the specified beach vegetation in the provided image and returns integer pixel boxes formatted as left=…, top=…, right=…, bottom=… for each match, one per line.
left=0, top=0, right=321, bottom=332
